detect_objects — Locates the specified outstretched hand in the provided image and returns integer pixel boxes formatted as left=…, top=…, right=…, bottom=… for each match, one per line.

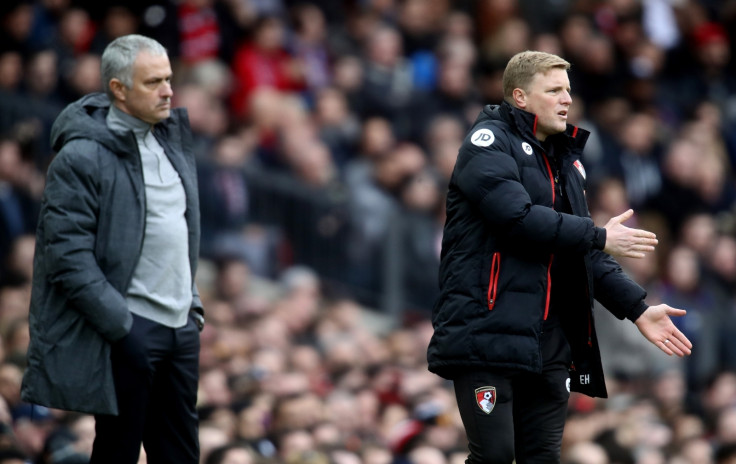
left=634, top=304, right=693, bottom=357
left=603, top=209, right=658, bottom=259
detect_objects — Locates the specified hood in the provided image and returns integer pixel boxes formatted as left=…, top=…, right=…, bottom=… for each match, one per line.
left=50, top=93, right=136, bottom=156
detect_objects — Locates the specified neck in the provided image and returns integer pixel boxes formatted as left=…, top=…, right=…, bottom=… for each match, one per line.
left=108, top=104, right=153, bottom=137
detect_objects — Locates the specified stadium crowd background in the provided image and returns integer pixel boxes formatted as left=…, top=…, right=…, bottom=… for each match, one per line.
left=1, top=0, right=736, bottom=462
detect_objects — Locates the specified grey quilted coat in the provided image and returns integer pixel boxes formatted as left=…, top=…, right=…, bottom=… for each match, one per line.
left=21, top=93, right=202, bottom=415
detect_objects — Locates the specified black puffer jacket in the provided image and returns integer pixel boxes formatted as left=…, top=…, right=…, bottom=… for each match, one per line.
left=427, top=102, right=647, bottom=398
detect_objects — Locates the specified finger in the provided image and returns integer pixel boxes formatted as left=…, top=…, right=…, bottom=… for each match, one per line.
left=659, top=339, right=675, bottom=356
left=672, top=330, right=693, bottom=350
left=633, top=230, right=657, bottom=240
left=668, top=338, right=690, bottom=357
left=660, top=337, right=690, bottom=356
left=658, top=330, right=692, bottom=357
left=634, top=237, right=658, bottom=245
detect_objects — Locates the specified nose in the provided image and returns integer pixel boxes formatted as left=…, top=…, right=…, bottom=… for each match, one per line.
left=161, top=81, right=173, bottom=98
left=561, top=90, right=572, bottom=105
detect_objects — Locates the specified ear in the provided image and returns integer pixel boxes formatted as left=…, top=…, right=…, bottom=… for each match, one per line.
left=512, top=88, right=527, bottom=109
left=109, top=78, right=127, bottom=102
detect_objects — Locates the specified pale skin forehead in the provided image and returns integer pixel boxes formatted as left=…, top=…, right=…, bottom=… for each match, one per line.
left=131, top=50, right=172, bottom=83
left=526, top=68, right=571, bottom=93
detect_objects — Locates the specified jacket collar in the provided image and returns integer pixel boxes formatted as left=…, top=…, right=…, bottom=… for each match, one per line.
left=491, top=101, right=590, bottom=155
left=51, top=93, right=187, bottom=158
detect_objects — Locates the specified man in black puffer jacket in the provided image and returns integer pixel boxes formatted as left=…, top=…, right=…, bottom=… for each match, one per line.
left=427, top=51, right=692, bottom=464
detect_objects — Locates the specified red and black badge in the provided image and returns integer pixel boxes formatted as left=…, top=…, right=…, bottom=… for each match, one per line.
left=475, top=386, right=496, bottom=414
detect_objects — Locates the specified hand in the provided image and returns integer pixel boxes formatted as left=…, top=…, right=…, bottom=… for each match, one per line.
left=603, top=209, right=658, bottom=258
left=634, top=304, right=693, bottom=357
left=190, top=309, right=205, bottom=332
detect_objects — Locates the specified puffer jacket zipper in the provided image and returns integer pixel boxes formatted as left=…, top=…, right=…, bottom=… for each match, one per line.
left=487, top=252, right=501, bottom=310
left=541, top=150, right=556, bottom=320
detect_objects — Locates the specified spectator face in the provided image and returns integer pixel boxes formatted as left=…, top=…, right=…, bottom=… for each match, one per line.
left=517, top=68, right=572, bottom=141
left=69, top=54, right=102, bottom=96
left=255, top=17, right=285, bottom=52
left=367, top=27, right=402, bottom=68
left=220, top=448, right=254, bottom=464
left=0, top=52, right=22, bottom=90
left=25, top=51, right=58, bottom=96
left=111, top=50, right=173, bottom=124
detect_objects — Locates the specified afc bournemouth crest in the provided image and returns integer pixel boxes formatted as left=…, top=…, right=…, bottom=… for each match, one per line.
left=573, top=160, right=587, bottom=180
left=475, top=386, right=496, bottom=414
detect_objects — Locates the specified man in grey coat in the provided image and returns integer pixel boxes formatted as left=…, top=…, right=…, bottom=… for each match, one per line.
left=21, top=35, right=205, bottom=463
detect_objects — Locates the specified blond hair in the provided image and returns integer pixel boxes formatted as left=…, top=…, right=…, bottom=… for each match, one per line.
left=502, top=51, right=570, bottom=101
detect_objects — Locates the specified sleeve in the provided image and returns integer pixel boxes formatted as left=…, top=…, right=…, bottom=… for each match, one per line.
left=454, top=126, right=600, bottom=254
left=191, top=282, right=204, bottom=314
left=590, top=249, right=648, bottom=321
left=41, top=145, right=132, bottom=342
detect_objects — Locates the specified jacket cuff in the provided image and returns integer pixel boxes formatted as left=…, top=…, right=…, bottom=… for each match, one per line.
left=593, top=227, right=606, bottom=250
left=627, top=300, right=649, bottom=322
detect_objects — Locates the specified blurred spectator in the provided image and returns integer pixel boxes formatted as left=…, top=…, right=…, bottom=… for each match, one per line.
left=87, top=4, right=138, bottom=56
left=414, top=38, right=478, bottom=136
left=562, top=440, right=609, bottom=464
left=11, top=403, right=54, bottom=458
left=52, top=7, right=94, bottom=72
left=613, top=115, right=662, bottom=208
left=0, top=138, right=40, bottom=281
left=313, top=86, right=360, bottom=168
left=230, top=15, right=305, bottom=118
left=178, top=0, right=228, bottom=65
left=174, top=83, right=229, bottom=157
left=646, top=136, right=709, bottom=234
left=0, top=1, right=35, bottom=57
left=197, top=135, right=254, bottom=257
left=0, top=51, right=23, bottom=92
left=358, top=23, right=419, bottom=140
left=656, top=245, right=720, bottom=390
left=205, top=443, right=256, bottom=464
left=344, top=141, right=424, bottom=304
left=289, top=3, right=331, bottom=93
left=680, top=212, right=719, bottom=260
left=666, top=20, right=736, bottom=126
left=59, top=53, right=101, bottom=102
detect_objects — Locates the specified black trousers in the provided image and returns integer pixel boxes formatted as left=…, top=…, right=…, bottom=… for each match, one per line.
left=453, top=325, right=572, bottom=464
left=91, top=313, right=200, bottom=464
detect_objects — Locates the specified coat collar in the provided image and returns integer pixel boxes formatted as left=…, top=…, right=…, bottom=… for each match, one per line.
left=491, top=101, right=591, bottom=155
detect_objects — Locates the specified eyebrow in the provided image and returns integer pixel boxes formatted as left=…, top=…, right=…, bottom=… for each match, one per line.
left=144, top=74, right=172, bottom=84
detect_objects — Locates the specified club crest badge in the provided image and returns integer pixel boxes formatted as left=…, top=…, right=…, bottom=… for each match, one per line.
left=475, top=386, right=496, bottom=414
left=522, top=142, right=533, bottom=155
left=573, top=160, right=586, bottom=180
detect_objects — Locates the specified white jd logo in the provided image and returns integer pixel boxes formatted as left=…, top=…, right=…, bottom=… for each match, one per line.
left=471, top=129, right=495, bottom=147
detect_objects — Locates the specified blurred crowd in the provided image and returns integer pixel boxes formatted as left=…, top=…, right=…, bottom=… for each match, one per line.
left=1, top=0, right=736, bottom=463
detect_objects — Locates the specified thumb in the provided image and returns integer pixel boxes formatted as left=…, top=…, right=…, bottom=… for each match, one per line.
left=666, top=307, right=687, bottom=317
left=614, top=209, right=634, bottom=224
